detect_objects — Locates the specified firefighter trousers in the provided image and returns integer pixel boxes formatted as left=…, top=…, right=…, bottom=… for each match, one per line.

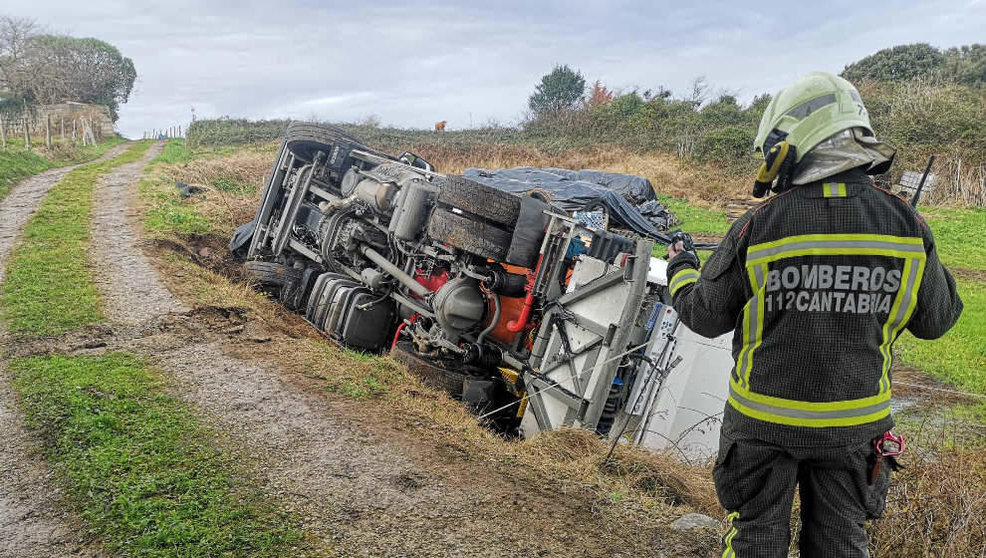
left=713, top=434, right=891, bottom=557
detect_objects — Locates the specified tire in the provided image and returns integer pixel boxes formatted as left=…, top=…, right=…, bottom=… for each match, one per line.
left=243, top=261, right=303, bottom=288
left=286, top=267, right=321, bottom=312
left=505, top=196, right=551, bottom=268
left=437, top=176, right=521, bottom=228
left=427, top=208, right=512, bottom=261
left=390, top=340, right=468, bottom=399
left=284, top=122, right=394, bottom=163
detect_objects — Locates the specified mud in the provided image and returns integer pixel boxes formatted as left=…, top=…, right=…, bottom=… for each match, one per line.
left=951, top=267, right=986, bottom=283
left=0, top=148, right=129, bottom=558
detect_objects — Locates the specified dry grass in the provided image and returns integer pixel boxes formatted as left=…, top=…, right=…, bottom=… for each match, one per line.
left=868, top=424, right=986, bottom=556
left=158, top=139, right=747, bottom=220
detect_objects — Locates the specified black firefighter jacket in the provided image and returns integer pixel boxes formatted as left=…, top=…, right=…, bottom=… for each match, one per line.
left=666, top=168, right=963, bottom=448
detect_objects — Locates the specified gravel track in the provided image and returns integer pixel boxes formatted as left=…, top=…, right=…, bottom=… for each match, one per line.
left=0, top=145, right=129, bottom=558
left=90, top=141, right=187, bottom=324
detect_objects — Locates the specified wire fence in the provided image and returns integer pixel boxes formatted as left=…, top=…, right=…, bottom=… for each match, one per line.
left=0, top=103, right=109, bottom=149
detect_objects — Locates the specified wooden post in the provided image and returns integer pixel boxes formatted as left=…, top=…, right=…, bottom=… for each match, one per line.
left=72, top=119, right=77, bottom=141
left=86, top=117, right=97, bottom=146
left=0, top=114, right=6, bottom=150
left=45, top=115, right=52, bottom=149
left=60, top=117, right=65, bottom=141
left=23, top=117, right=31, bottom=149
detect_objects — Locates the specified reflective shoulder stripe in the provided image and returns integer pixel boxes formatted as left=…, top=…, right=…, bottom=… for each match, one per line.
left=823, top=182, right=847, bottom=198
left=747, top=233, right=924, bottom=266
left=669, top=268, right=700, bottom=296
left=729, top=380, right=892, bottom=427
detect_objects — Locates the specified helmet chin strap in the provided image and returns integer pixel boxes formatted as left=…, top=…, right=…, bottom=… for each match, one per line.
left=753, top=140, right=798, bottom=198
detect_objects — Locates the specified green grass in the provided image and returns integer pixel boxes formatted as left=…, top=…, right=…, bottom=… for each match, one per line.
left=658, top=195, right=731, bottom=236
left=10, top=353, right=301, bottom=557
left=0, top=148, right=54, bottom=199
left=1, top=141, right=150, bottom=335
left=0, top=137, right=126, bottom=201
left=920, top=207, right=986, bottom=271
left=139, top=173, right=215, bottom=236
left=156, top=138, right=194, bottom=164
left=896, top=277, right=986, bottom=394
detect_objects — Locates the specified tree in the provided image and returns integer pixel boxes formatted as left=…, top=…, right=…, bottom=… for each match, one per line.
left=942, top=44, right=986, bottom=87
left=0, top=18, right=135, bottom=120
left=0, top=16, right=42, bottom=103
left=841, top=43, right=945, bottom=83
left=585, top=79, right=613, bottom=108
left=528, top=65, right=586, bottom=117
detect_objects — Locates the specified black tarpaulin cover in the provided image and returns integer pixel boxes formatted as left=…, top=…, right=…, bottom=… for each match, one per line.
left=462, top=167, right=677, bottom=236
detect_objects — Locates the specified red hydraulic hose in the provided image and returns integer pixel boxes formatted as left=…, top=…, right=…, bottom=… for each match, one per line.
left=390, top=313, right=419, bottom=351
left=391, top=322, right=408, bottom=351
left=506, top=254, right=543, bottom=333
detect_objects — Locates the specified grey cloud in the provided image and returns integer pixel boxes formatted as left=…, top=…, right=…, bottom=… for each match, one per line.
left=6, top=1, right=985, bottom=138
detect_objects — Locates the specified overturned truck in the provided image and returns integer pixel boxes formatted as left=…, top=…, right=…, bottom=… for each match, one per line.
left=231, top=123, right=731, bottom=456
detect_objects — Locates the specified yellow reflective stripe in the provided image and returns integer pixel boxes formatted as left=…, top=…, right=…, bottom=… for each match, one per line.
left=722, top=511, right=739, bottom=558
left=730, top=377, right=890, bottom=411
left=748, top=233, right=923, bottom=257
left=669, top=268, right=700, bottom=296
left=729, top=379, right=892, bottom=427
left=823, top=182, right=847, bottom=197
left=728, top=394, right=891, bottom=427
left=879, top=256, right=926, bottom=393
left=736, top=263, right=767, bottom=388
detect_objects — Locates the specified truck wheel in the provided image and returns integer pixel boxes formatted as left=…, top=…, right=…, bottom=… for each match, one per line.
left=427, top=208, right=512, bottom=261
left=390, top=340, right=468, bottom=399
left=284, top=122, right=394, bottom=163
left=243, top=261, right=303, bottom=296
left=437, top=176, right=521, bottom=228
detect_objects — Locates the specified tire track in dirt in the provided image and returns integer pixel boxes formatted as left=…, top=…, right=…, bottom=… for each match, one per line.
left=0, top=144, right=129, bottom=558
left=86, top=148, right=620, bottom=556
left=91, top=141, right=187, bottom=323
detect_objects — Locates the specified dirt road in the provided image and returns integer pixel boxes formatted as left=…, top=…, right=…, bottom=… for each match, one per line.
left=0, top=145, right=129, bottom=558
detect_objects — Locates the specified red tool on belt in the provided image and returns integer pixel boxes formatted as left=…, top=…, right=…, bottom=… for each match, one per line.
left=869, top=431, right=905, bottom=485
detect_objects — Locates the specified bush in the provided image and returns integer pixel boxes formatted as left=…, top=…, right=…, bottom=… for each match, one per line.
left=695, top=125, right=755, bottom=164
left=186, top=118, right=290, bottom=148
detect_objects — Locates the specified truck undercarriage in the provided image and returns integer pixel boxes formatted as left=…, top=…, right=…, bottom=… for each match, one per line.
left=231, top=122, right=731, bottom=453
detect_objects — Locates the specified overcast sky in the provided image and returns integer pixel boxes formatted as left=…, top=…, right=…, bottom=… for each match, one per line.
left=8, top=1, right=986, bottom=138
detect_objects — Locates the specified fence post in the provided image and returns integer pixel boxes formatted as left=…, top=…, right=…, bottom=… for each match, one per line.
left=0, top=114, right=6, bottom=150
left=45, top=115, right=52, bottom=149
left=60, top=117, right=65, bottom=141
left=23, top=117, right=31, bottom=149
left=86, top=117, right=97, bottom=146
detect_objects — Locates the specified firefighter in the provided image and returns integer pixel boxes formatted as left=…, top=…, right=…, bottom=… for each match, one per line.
left=666, top=72, right=963, bottom=557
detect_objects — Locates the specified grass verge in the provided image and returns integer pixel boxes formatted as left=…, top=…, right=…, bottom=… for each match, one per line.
left=0, top=137, right=126, bottom=200
left=1, top=141, right=150, bottom=336
left=896, top=277, right=986, bottom=394
left=9, top=353, right=301, bottom=556
left=658, top=194, right=731, bottom=236
left=920, top=207, right=986, bottom=271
